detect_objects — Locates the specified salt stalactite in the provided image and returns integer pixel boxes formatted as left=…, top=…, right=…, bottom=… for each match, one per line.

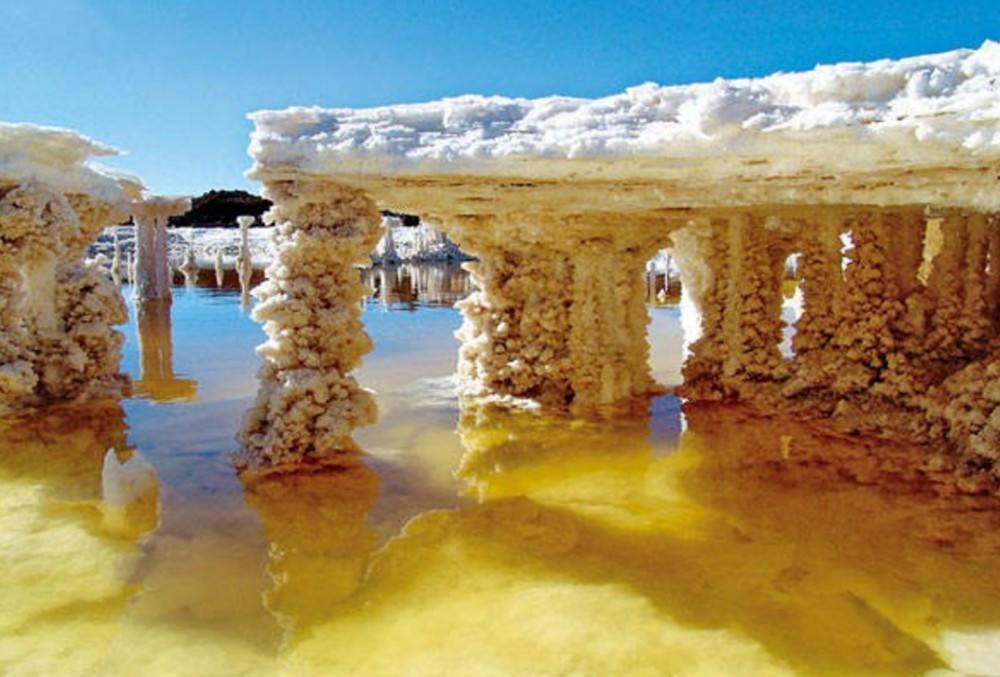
left=214, top=249, right=225, bottom=287
left=179, top=246, right=198, bottom=287
left=922, top=214, right=969, bottom=361
left=132, top=196, right=190, bottom=301
left=236, top=214, right=254, bottom=308
left=111, top=230, right=122, bottom=287
left=453, top=219, right=660, bottom=414
left=236, top=180, right=381, bottom=471
left=133, top=298, right=197, bottom=401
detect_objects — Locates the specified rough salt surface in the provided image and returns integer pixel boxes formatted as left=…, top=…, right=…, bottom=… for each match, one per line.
left=249, top=41, right=1000, bottom=180
left=0, top=123, right=140, bottom=205
left=1, top=123, right=137, bottom=410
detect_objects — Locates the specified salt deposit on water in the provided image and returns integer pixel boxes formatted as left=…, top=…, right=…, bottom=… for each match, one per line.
left=249, top=41, right=1000, bottom=191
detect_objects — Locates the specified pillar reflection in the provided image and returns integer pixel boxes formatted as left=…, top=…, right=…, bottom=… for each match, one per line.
left=240, top=456, right=378, bottom=646
left=362, top=262, right=473, bottom=310
left=133, top=298, right=197, bottom=402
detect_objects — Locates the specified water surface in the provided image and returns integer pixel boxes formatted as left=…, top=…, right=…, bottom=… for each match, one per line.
left=2, top=273, right=999, bottom=677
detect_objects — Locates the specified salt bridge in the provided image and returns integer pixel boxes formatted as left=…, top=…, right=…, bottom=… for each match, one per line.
left=238, top=42, right=1000, bottom=480
left=2, top=42, right=1000, bottom=488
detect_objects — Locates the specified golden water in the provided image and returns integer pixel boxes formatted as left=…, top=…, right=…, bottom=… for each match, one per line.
left=2, top=275, right=999, bottom=677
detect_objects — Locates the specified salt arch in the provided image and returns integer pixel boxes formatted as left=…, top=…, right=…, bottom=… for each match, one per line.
left=244, top=41, right=1000, bottom=481
left=0, top=123, right=140, bottom=412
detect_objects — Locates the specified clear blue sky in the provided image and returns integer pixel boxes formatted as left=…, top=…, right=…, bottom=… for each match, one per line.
left=2, top=0, right=997, bottom=196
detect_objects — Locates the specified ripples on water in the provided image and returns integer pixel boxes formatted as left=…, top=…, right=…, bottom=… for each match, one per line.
left=2, top=264, right=1000, bottom=676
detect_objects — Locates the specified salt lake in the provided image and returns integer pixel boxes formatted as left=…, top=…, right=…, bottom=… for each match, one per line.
left=2, top=266, right=1000, bottom=677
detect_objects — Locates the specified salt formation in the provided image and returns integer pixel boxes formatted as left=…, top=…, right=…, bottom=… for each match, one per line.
left=111, top=230, right=123, bottom=286
left=214, top=249, right=225, bottom=287
left=236, top=214, right=254, bottom=306
left=248, top=42, right=1000, bottom=482
left=132, top=196, right=190, bottom=301
left=371, top=215, right=401, bottom=265
left=235, top=181, right=381, bottom=471
left=370, top=217, right=471, bottom=264
left=0, top=123, right=139, bottom=411
left=178, top=246, right=198, bottom=287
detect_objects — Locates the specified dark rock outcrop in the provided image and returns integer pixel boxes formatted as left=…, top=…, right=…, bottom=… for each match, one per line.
left=168, top=190, right=271, bottom=228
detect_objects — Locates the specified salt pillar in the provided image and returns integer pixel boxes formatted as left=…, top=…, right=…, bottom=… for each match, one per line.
left=718, top=214, right=789, bottom=385
left=236, top=214, right=254, bottom=307
left=373, top=216, right=400, bottom=264
left=111, top=230, right=122, bottom=287
left=826, top=211, right=905, bottom=394
left=214, top=249, right=225, bottom=287
left=985, top=216, right=1000, bottom=329
left=132, top=196, right=190, bottom=301
left=792, top=212, right=845, bottom=356
left=236, top=179, right=381, bottom=471
left=673, top=215, right=790, bottom=399
left=454, top=219, right=660, bottom=415
left=1, top=184, right=130, bottom=409
left=671, top=218, right=729, bottom=398
left=179, top=246, right=199, bottom=287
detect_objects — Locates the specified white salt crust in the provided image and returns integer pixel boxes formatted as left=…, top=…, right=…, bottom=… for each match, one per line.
left=248, top=41, right=1000, bottom=211
left=1, top=123, right=138, bottom=410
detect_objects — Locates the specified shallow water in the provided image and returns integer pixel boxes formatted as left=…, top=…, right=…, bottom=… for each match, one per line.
left=2, top=272, right=1000, bottom=677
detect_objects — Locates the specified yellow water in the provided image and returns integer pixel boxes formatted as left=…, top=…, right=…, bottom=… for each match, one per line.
left=1, top=279, right=999, bottom=677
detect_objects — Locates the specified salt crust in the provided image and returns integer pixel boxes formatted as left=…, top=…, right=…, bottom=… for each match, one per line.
left=249, top=41, right=1000, bottom=211
left=1, top=124, right=139, bottom=411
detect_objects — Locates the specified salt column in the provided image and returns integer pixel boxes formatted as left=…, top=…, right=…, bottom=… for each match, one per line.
left=111, top=230, right=122, bottom=287
left=214, top=249, right=225, bottom=287
left=236, top=215, right=254, bottom=306
left=132, top=196, right=190, bottom=301
left=179, top=246, right=199, bottom=287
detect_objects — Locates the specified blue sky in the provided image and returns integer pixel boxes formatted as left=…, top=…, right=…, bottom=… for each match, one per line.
left=1, top=0, right=997, bottom=195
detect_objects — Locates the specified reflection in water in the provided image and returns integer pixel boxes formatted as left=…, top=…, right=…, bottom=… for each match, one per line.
left=101, top=447, right=160, bottom=538
left=364, top=262, right=472, bottom=310
left=645, top=270, right=681, bottom=307
left=0, top=401, right=159, bottom=676
left=277, top=403, right=1000, bottom=677
left=5, top=278, right=1000, bottom=676
left=241, top=457, right=379, bottom=645
left=133, top=299, right=198, bottom=402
